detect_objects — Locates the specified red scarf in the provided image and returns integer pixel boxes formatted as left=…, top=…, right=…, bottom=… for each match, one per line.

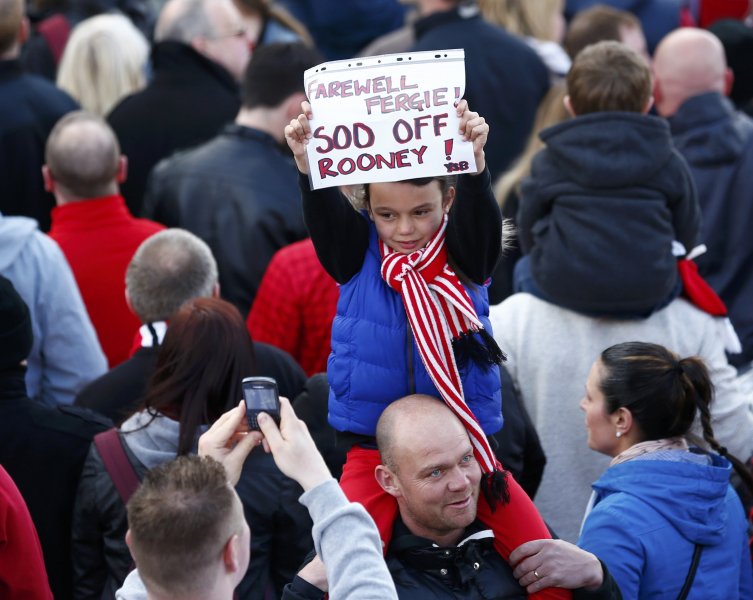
left=380, top=215, right=499, bottom=475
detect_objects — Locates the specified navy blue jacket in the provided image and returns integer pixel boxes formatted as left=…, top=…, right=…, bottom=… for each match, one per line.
left=411, top=7, right=549, bottom=179
left=519, top=111, right=699, bottom=316
left=669, top=92, right=753, bottom=367
left=0, top=60, right=77, bottom=231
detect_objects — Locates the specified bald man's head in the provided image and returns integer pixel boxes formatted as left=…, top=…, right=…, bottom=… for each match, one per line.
left=44, top=111, right=123, bottom=201
left=376, top=394, right=468, bottom=472
left=653, top=28, right=732, bottom=117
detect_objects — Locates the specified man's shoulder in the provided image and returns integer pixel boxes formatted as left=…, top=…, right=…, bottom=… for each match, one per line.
left=75, top=348, right=157, bottom=420
left=0, top=219, right=67, bottom=265
left=6, top=399, right=111, bottom=444
left=0, top=67, right=77, bottom=112
left=253, top=342, right=307, bottom=400
left=152, top=126, right=293, bottom=181
left=414, top=13, right=544, bottom=67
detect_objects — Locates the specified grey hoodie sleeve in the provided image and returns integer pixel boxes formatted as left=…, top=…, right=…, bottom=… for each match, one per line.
left=30, top=232, right=107, bottom=406
left=299, top=479, right=397, bottom=600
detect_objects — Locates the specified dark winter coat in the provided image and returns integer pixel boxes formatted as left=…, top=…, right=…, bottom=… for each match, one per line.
left=0, top=366, right=110, bottom=600
left=0, top=59, right=77, bottom=231
left=519, top=111, right=699, bottom=315
left=669, top=92, right=753, bottom=367
left=107, top=42, right=240, bottom=216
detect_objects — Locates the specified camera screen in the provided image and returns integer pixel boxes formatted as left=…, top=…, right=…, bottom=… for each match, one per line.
left=243, top=385, right=278, bottom=411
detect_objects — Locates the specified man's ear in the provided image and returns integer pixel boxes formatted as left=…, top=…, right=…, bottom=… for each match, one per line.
left=223, top=533, right=243, bottom=573
left=563, top=94, right=577, bottom=117
left=642, top=95, right=655, bottom=115
left=285, top=92, right=307, bottom=120
left=190, top=37, right=208, bottom=56
left=124, top=288, right=136, bottom=317
left=117, top=156, right=128, bottom=184
left=724, top=68, right=734, bottom=97
left=375, top=465, right=402, bottom=498
left=211, top=281, right=221, bottom=298
left=18, top=16, right=29, bottom=46
left=42, top=165, right=55, bottom=193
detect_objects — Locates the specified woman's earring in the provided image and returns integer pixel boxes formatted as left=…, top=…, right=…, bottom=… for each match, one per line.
left=615, top=431, right=622, bottom=438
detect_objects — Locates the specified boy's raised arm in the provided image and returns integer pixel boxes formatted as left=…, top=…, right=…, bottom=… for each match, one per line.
left=286, top=102, right=369, bottom=284
left=447, top=102, right=502, bottom=284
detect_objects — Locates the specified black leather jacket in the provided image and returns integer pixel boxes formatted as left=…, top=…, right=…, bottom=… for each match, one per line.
left=143, top=124, right=308, bottom=316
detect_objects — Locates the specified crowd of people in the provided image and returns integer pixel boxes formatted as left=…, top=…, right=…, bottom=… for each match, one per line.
left=1, top=0, right=753, bottom=599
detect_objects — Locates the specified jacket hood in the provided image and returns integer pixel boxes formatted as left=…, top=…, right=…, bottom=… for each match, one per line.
left=592, top=453, right=732, bottom=545
left=120, top=410, right=181, bottom=469
left=0, top=216, right=39, bottom=271
left=669, top=92, right=753, bottom=167
left=539, top=112, right=674, bottom=188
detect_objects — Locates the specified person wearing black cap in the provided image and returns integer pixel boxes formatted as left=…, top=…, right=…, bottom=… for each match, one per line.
left=0, top=274, right=111, bottom=600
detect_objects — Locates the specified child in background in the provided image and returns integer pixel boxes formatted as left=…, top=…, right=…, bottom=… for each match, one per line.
left=286, top=99, right=571, bottom=600
left=516, top=40, right=700, bottom=317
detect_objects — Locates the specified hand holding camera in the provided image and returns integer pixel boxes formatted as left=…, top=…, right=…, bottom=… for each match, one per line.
left=199, top=377, right=332, bottom=492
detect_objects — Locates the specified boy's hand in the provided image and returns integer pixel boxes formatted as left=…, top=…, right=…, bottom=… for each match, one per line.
left=198, top=401, right=262, bottom=486
left=456, top=99, right=488, bottom=174
left=257, top=397, right=332, bottom=492
left=284, top=100, right=313, bottom=175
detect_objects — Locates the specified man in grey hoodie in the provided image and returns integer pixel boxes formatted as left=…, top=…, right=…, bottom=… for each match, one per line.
left=0, top=212, right=106, bottom=406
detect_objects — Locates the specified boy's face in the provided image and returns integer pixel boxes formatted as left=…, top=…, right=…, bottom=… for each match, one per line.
left=368, top=180, right=454, bottom=255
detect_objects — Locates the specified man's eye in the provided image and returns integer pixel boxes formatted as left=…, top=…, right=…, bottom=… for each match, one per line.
left=378, top=213, right=394, bottom=220
left=430, top=469, right=442, bottom=478
left=414, top=209, right=428, bottom=216
left=461, top=455, right=473, bottom=464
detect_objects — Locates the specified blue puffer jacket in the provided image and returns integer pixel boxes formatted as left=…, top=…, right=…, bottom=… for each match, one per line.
left=578, top=451, right=753, bottom=600
left=327, top=222, right=503, bottom=437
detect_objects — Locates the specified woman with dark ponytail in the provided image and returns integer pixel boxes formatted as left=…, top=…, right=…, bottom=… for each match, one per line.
left=577, top=341, right=753, bottom=599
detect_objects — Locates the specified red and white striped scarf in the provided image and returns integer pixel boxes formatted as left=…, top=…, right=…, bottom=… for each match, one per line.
left=380, top=215, right=499, bottom=475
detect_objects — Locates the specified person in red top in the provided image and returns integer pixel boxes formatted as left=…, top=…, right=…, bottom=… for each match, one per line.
left=247, top=238, right=338, bottom=376
left=46, top=111, right=164, bottom=367
left=0, top=465, right=53, bottom=600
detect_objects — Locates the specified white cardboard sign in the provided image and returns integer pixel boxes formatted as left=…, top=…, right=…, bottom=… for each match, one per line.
left=303, top=49, right=476, bottom=189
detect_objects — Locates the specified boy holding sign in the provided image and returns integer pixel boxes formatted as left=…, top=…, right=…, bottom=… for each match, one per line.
left=285, top=53, right=569, bottom=599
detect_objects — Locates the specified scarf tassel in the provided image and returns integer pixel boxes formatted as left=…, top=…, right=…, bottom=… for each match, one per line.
left=481, top=469, right=510, bottom=512
left=452, top=328, right=507, bottom=372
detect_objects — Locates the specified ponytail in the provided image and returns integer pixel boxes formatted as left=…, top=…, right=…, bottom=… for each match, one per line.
left=686, top=356, right=753, bottom=498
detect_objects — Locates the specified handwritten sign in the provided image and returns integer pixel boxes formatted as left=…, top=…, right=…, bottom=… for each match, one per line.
left=304, top=49, right=476, bottom=189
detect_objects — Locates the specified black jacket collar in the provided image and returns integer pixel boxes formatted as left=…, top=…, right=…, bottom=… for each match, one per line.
left=150, top=41, right=238, bottom=93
